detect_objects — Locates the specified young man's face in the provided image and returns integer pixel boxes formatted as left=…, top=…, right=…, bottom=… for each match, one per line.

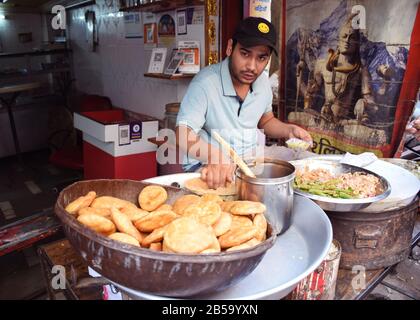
left=226, top=39, right=271, bottom=85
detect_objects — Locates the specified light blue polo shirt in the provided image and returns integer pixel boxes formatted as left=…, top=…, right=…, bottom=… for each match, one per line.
left=176, top=57, right=273, bottom=171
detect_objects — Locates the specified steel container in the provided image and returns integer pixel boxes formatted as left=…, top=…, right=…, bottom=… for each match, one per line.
left=327, top=199, right=418, bottom=270
left=235, top=158, right=296, bottom=235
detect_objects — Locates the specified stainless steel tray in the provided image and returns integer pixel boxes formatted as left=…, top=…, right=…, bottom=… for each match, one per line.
left=289, top=159, right=391, bottom=212
left=109, top=173, right=333, bottom=300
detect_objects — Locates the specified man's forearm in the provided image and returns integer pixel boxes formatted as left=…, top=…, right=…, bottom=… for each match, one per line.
left=259, top=117, right=294, bottom=139
left=176, top=126, right=226, bottom=164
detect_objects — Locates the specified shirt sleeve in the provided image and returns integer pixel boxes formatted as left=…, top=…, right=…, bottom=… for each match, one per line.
left=264, top=88, right=274, bottom=114
left=264, top=102, right=273, bottom=114
left=176, top=81, right=208, bottom=134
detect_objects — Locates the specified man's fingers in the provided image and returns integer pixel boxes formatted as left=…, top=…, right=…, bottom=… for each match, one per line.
left=213, top=169, right=221, bottom=189
left=232, top=164, right=237, bottom=176
left=226, top=173, right=232, bottom=184
left=224, top=166, right=231, bottom=186
left=201, top=167, right=208, bottom=180
left=225, top=165, right=235, bottom=184
left=203, top=165, right=237, bottom=189
left=221, top=165, right=234, bottom=187
left=215, top=169, right=222, bottom=189
left=206, top=169, right=214, bottom=189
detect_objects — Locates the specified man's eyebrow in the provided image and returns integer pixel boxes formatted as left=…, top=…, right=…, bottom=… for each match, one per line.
left=240, top=47, right=270, bottom=56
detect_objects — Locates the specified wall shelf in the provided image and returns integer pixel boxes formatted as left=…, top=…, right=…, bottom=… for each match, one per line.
left=144, top=73, right=195, bottom=80
left=0, top=49, right=71, bottom=59
left=0, top=68, right=71, bottom=81
left=120, top=0, right=204, bottom=13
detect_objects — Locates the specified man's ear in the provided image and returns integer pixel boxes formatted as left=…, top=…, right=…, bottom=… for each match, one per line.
left=226, top=39, right=233, bottom=57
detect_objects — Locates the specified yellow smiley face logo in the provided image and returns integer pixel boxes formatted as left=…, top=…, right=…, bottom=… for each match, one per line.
left=258, top=22, right=270, bottom=34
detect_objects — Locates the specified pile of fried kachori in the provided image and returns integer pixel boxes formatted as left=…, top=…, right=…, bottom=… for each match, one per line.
left=65, top=185, right=268, bottom=254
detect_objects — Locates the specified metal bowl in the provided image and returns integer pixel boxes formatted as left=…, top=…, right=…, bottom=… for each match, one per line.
left=289, top=159, right=391, bottom=212
left=54, top=179, right=276, bottom=298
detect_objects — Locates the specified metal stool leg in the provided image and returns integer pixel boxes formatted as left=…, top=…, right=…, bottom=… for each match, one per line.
left=1, top=94, right=24, bottom=166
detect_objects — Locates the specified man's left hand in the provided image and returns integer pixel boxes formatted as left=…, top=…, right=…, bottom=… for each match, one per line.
left=289, top=124, right=313, bottom=146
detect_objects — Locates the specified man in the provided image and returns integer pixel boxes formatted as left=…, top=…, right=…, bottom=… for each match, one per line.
left=176, top=17, right=312, bottom=189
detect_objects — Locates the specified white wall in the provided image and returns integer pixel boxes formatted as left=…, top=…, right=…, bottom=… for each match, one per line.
left=0, top=12, right=45, bottom=53
left=0, top=12, right=47, bottom=69
left=0, top=13, right=51, bottom=158
left=68, top=0, right=205, bottom=120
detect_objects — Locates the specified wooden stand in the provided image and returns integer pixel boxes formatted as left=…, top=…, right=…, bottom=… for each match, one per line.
left=120, top=0, right=205, bottom=13
left=144, top=73, right=195, bottom=80
left=37, top=212, right=419, bottom=300
left=38, top=239, right=103, bottom=300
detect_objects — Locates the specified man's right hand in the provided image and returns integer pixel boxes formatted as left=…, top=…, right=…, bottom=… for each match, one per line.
left=201, top=163, right=236, bottom=190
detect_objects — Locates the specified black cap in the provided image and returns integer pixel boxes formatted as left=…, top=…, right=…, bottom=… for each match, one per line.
left=233, top=17, right=278, bottom=55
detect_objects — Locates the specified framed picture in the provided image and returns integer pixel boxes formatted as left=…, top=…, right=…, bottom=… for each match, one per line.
left=144, top=23, right=157, bottom=45
left=148, top=47, right=167, bottom=74
left=158, top=14, right=176, bottom=37
left=177, top=10, right=187, bottom=35
left=164, top=50, right=185, bottom=75
left=124, top=12, right=143, bottom=39
left=178, top=40, right=200, bottom=74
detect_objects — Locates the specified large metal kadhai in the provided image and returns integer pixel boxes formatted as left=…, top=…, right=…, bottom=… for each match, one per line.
left=289, top=159, right=391, bottom=212
left=106, top=195, right=332, bottom=300
left=54, top=179, right=277, bottom=298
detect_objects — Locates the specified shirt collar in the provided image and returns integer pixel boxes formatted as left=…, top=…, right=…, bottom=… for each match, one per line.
left=221, top=58, right=237, bottom=97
